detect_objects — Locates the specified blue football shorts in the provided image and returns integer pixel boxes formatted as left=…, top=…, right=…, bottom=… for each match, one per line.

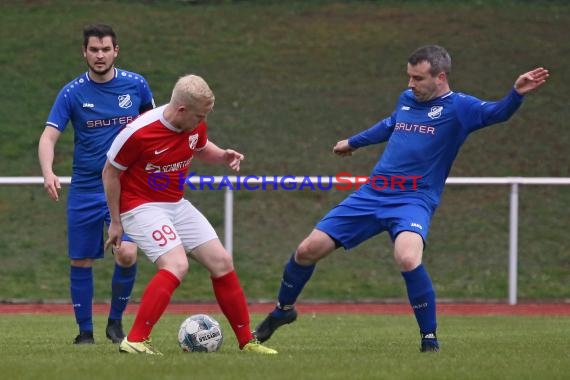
left=67, top=191, right=133, bottom=259
left=315, top=188, right=434, bottom=250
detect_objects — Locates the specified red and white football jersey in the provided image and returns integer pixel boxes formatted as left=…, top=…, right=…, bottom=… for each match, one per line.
left=107, top=105, right=208, bottom=213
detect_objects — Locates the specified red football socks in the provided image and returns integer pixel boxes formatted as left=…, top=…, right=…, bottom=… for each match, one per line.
left=127, top=269, right=180, bottom=342
left=212, top=270, right=253, bottom=348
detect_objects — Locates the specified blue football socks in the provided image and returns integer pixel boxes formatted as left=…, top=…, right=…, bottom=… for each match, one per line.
left=70, top=266, right=94, bottom=332
left=272, top=253, right=315, bottom=317
left=109, top=263, right=137, bottom=321
left=401, top=264, right=437, bottom=334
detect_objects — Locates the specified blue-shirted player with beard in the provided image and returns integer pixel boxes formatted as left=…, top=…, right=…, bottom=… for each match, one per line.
left=254, top=45, right=549, bottom=352
left=38, top=24, right=155, bottom=345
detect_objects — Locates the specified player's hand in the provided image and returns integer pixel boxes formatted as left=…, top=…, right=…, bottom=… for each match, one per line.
left=224, top=149, right=244, bottom=172
left=43, top=172, right=61, bottom=201
left=105, top=221, right=123, bottom=251
left=333, top=139, right=356, bottom=157
left=514, top=67, right=549, bottom=95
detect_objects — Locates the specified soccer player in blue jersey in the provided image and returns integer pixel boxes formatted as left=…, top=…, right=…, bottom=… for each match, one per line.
left=38, top=24, right=155, bottom=344
left=254, top=45, right=549, bottom=352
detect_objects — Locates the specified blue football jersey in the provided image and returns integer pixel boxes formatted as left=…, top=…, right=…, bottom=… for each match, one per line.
left=348, top=88, right=524, bottom=208
left=46, top=68, right=154, bottom=192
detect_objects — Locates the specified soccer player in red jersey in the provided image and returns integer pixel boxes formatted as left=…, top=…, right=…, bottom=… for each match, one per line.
left=103, top=74, right=276, bottom=355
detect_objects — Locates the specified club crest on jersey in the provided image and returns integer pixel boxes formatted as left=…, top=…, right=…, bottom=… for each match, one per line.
left=118, top=94, right=132, bottom=109
left=188, top=134, right=199, bottom=150
left=428, top=106, right=443, bottom=119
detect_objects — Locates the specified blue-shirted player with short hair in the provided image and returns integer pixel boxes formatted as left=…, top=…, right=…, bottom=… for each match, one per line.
left=254, top=45, right=549, bottom=352
left=38, top=24, right=155, bottom=345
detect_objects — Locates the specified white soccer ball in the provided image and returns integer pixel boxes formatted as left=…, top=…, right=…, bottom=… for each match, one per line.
left=178, top=314, right=223, bottom=353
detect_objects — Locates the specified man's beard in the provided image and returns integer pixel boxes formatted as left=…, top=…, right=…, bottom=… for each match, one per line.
left=88, top=61, right=114, bottom=76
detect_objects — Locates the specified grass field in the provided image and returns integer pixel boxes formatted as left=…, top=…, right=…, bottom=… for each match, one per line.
left=1, top=313, right=569, bottom=380
left=0, top=0, right=569, bottom=303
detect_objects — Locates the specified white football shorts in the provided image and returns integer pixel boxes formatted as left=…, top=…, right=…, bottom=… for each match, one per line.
left=120, top=199, right=218, bottom=262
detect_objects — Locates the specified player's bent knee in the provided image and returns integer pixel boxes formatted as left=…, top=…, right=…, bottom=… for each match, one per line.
left=70, top=258, right=94, bottom=267
left=395, top=253, right=421, bottom=271
left=167, top=260, right=189, bottom=279
left=157, top=248, right=189, bottom=279
left=296, top=239, right=327, bottom=264
left=208, top=254, right=234, bottom=278
left=215, top=253, right=234, bottom=272
left=115, top=250, right=137, bottom=267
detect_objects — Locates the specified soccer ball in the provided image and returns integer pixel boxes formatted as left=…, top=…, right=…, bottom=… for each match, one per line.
left=178, top=314, right=223, bottom=353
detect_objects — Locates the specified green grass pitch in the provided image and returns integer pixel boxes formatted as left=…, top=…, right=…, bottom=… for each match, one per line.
left=1, top=313, right=569, bottom=380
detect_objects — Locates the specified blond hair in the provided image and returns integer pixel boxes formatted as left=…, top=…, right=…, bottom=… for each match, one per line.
left=170, top=74, right=215, bottom=109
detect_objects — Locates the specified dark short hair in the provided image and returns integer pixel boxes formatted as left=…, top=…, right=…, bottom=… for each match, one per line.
left=83, top=24, right=117, bottom=48
left=408, top=45, right=451, bottom=77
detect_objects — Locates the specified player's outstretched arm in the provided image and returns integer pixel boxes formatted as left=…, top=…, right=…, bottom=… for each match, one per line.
left=38, top=127, right=62, bottom=201
left=195, top=141, right=245, bottom=172
left=514, top=67, right=549, bottom=95
left=333, top=139, right=357, bottom=157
